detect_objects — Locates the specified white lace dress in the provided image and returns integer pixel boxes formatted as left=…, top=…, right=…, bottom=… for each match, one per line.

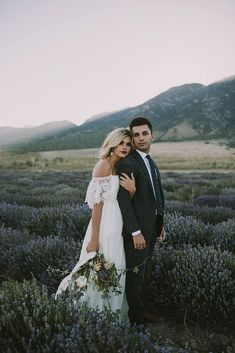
left=55, top=175, right=127, bottom=316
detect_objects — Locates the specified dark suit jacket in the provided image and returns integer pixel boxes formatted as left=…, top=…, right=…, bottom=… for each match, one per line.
left=117, top=150, right=164, bottom=242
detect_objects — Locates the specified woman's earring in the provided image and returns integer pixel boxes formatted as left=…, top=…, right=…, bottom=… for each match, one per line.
left=110, top=148, right=114, bottom=156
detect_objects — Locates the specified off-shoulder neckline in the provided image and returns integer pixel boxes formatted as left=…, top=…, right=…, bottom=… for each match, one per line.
left=91, top=175, right=119, bottom=180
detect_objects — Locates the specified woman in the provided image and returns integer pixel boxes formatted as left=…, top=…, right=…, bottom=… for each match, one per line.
left=55, top=128, right=135, bottom=316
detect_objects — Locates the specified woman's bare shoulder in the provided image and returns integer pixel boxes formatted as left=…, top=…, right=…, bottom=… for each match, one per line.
left=92, top=159, right=111, bottom=178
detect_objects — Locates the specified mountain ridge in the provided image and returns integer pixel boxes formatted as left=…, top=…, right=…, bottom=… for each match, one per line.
left=0, top=120, right=76, bottom=147
left=3, top=76, right=235, bottom=151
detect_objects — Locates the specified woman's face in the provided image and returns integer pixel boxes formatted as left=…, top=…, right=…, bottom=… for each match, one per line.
left=113, top=136, right=132, bottom=159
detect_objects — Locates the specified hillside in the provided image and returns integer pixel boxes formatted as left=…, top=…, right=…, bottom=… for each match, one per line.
left=0, top=121, right=76, bottom=147
left=6, top=77, right=235, bottom=151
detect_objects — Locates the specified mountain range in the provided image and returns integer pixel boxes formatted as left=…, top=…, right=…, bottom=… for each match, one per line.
left=1, top=76, right=235, bottom=152
left=0, top=120, right=75, bottom=148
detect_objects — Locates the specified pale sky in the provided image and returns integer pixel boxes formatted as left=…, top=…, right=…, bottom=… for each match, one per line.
left=0, top=0, right=234, bottom=128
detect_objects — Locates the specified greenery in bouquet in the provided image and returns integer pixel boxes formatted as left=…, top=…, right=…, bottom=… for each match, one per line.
left=70, top=253, right=122, bottom=299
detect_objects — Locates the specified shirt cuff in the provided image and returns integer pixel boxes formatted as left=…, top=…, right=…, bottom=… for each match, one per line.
left=132, top=230, right=141, bottom=236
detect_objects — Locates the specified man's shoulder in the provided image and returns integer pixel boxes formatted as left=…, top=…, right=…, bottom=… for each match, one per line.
left=119, top=151, right=137, bottom=165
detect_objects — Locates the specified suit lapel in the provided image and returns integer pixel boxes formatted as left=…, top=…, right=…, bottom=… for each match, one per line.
left=132, top=150, right=155, bottom=196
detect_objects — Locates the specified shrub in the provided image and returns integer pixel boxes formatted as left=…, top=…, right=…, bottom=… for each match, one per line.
left=165, top=214, right=235, bottom=254
left=0, top=170, right=89, bottom=207
left=164, top=185, right=195, bottom=202
left=163, top=173, right=235, bottom=203
left=0, top=236, right=82, bottom=290
left=165, top=213, right=209, bottom=247
left=0, top=202, right=36, bottom=229
left=0, top=225, right=35, bottom=250
left=148, top=245, right=235, bottom=325
left=0, top=202, right=91, bottom=240
left=0, top=279, right=82, bottom=353
left=0, top=226, right=35, bottom=280
left=0, top=189, right=86, bottom=207
left=210, top=219, right=235, bottom=253
left=0, top=279, right=188, bottom=353
left=166, top=200, right=234, bottom=224
left=27, top=204, right=91, bottom=240
left=194, top=194, right=235, bottom=209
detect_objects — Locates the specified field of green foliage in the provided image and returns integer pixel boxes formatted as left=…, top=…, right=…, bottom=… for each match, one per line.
left=0, top=143, right=235, bottom=352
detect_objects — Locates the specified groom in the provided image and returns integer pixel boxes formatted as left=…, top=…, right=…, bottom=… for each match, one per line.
left=117, top=117, right=165, bottom=325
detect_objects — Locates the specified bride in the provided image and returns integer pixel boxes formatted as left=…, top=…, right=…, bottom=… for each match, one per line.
left=55, top=128, right=135, bottom=316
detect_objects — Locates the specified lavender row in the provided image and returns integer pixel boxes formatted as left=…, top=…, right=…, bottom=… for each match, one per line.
left=194, top=194, right=235, bottom=208
left=166, top=200, right=235, bottom=224
left=0, top=205, right=234, bottom=257
left=0, top=170, right=89, bottom=206
left=164, top=172, right=235, bottom=201
left=0, top=233, right=82, bottom=292
left=0, top=279, right=189, bottom=353
left=0, top=186, right=86, bottom=207
left=0, top=202, right=91, bottom=240
left=1, top=224, right=235, bottom=329
left=1, top=170, right=234, bottom=208
left=147, top=245, right=235, bottom=325
left=165, top=213, right=235, bottom=253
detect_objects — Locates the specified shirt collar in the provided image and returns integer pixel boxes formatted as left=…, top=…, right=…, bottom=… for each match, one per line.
left=136, top=149, right=149, bottom=159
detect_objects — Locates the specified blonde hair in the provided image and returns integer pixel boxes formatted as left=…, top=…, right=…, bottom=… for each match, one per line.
left=99, top=127, right=131, bottom=159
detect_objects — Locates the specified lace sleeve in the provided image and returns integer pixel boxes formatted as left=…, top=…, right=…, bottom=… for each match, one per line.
left=85, top=176, right=112, bottom=209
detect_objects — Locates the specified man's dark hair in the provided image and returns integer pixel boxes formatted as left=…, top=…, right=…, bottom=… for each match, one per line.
left=129, top=117, right=153, bottom=133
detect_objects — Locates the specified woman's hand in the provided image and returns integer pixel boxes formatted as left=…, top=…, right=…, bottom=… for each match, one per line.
left=86, top=240, right=99, bottom=253
left=120, top=172, right=136, bottom=197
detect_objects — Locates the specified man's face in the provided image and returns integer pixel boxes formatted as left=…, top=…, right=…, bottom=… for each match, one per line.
left=131, top=124, right=153, bottom=153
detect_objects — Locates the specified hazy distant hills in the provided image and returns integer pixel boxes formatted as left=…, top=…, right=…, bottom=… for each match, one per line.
left=0, top=121, right=76, bottom=147
left=3, top=76, right=235, bottom=152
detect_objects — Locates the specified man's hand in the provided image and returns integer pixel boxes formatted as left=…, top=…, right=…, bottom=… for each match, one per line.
left=156, top=227, right=166, bottom=244
left=133, top=233, right=146, bottom=250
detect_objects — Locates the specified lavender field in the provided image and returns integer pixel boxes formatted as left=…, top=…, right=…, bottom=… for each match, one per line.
left=0, top=169, right=235, bottom=353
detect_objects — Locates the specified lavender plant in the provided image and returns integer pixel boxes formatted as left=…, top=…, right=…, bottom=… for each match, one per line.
left=165, top=213, right=235, bottom=254
left=0, top=202, right=91, bottom=240
left=194, top=194, right=235, bottom=209
left=0, top=279, right=189, bottom=353
left=148, top=245, right=235, bottom=325
left=0, top=235, right=82, bottom=285
left=166, top=200, right=234, bottom=224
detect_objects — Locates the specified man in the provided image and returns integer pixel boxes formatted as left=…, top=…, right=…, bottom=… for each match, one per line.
left=117, top=117, right=165, bottom=325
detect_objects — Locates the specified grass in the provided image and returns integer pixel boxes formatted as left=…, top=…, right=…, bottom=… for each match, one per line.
left=1, top=140, right=235, bottom=171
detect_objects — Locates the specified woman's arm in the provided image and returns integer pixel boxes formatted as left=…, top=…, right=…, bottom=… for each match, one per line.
left=86, top=158, right=111, bottom=253
left=86, top=202, right=103, bottom=253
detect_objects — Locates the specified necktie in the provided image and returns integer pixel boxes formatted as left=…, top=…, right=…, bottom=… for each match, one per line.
left=145, top=155, right=164, bottom=215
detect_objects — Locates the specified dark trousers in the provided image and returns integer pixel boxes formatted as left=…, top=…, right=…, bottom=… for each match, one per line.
left=124, top=215, right=163, bottom=324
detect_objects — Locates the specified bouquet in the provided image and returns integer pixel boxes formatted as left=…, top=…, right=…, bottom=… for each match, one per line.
left=70, top=253, right=122, bottom=299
